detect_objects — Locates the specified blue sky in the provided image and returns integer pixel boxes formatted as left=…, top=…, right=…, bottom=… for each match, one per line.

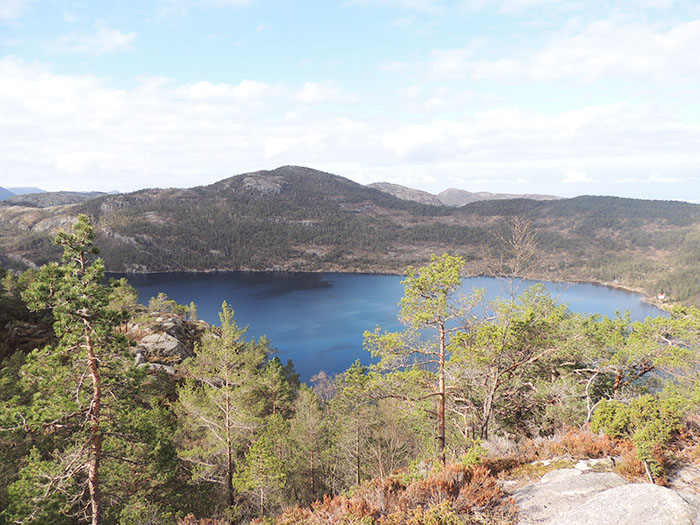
left=1, top=0, right=699, bottom=200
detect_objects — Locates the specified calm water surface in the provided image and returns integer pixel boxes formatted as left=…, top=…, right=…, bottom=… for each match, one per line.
left=111, top=272, right=665, bottom=381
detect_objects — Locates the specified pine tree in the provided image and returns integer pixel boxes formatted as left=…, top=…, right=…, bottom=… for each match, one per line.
left=2, top=215, right=121, bottom=524
left=364, top=254, right=466, bottom=465
left=288, top=385, right=326, bottom=503
left=234, top=434, right=286, bottom=518
left=175, top=302, right=269, bottom=511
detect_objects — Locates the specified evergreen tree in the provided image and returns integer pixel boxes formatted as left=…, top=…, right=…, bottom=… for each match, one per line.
left=364, top=254, right=466, bottom=465
left=175, top=302, right=269, bottom=512
left=1, top=216, right=186, bottom=524
left=287, top=385, right=326, bottom=503
left=233, top=433, right=287, bottom=518
left=9, top=215, right=114, bottom=524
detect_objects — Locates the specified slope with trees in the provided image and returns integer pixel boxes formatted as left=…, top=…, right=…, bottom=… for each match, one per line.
left=2, top=166, right=700, bottom=304
left=3, top=216, right=700, bottom=523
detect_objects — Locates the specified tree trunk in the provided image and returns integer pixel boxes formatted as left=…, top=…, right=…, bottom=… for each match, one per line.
left=480, top=376, right=498, bottom=440
left=85, top=324, right=102, bottom=525
left=438, top=322, right=446, bottom=466
left=310, top=448, right=315, bottom=496
left=356, top=421, right=361, bottom=486
left=225, top=394, right=234, bottom=509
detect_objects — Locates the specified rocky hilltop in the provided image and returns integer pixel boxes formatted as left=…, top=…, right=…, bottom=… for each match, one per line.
left=367, top=181, right=561, bottom=207
left=512, top=461, right=700, bottom=524
left=367, top=182, right=444, bottom=206
left=437, top=187, right=561, bottom=207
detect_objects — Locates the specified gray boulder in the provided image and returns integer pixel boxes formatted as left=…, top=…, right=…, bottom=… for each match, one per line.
left=549, top=483, right=700, bottom=525
left=135, top=332, right=190, bottom=360
left=514, top=469, right=627, bottom=524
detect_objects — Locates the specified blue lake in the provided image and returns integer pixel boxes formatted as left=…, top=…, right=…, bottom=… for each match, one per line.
left=111, top=272, right=665, bottom=382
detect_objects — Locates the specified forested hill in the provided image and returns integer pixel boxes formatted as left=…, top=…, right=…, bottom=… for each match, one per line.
left=1, top=165, right=700, bottom=303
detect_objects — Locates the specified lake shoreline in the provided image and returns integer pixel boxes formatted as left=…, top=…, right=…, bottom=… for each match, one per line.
left=107, top=267, right=665, bottom=310
left=113, top=272, right=666, bottom=381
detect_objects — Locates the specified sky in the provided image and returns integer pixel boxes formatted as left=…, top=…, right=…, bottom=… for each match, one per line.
left=1, top=0, right=699, bottom=200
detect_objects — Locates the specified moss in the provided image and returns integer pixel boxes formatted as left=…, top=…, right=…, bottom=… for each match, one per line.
left=509, top=459, right=576, bottom=480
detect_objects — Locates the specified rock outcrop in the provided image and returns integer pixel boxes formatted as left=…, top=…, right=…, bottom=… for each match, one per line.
left=549, top=483, right=700, bottom=525
left=127, top=312, right=208, bottom=373
left=511, top=459, right=700, bottom=525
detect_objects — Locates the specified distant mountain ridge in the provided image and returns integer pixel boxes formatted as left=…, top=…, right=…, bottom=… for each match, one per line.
left=5, top=191, right=109, bottom=208
left=0, top=187, right=13, bottom=201
left=367, top=182, right=443, bottom=206
left=1, top=165, right=699, bottom=304
left=437, top=187, right=561, bottom=206
left=367, top=182, right=560, bottom=207
left=7, top=187, right=45, bottom=196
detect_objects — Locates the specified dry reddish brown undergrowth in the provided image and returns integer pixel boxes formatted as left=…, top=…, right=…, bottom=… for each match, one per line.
left=524, top=428, right=617, bottom=460
left=275, top=463, right=515, bottom=524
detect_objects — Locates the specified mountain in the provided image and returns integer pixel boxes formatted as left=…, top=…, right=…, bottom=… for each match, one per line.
left=367, top=182, right=443, bottom=206
left=6, top=187, right=45, bottom=196
left=0, top=187, right=13, bottom=201
left=438, top=188, right=561, bottom=207
left=367, top=182, right=561, bottom=207
left=4, top=191, right=108, bottom=208
left=1, top=165, right=700, bottom=304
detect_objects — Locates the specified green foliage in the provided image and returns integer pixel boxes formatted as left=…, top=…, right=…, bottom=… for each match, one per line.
left=234, top=434, right=287, bottom=517
left=399, top=253, right=465, bottom=329
left=592, top=394, right=688, bottom=475
left=591, top=399, right=631, bottom=438
left=175, top=301, right=290, bottom=516
left=0, top=216, right=186, bottom=523
left=459, top=440, right=486, bottom=470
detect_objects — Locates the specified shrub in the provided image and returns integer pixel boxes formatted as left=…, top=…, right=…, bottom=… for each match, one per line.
left=591, top=400, right=630, bottom=438
left=592, top=395, right=687, bottom=478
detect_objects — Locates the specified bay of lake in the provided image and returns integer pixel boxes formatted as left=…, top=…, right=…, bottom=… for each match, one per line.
left=111, top=272, right=665, bottom=382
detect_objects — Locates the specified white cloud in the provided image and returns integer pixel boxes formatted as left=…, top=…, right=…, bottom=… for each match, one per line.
left=649, top=173, right=688, bottom=183
left=1, top=57, right=699, bottom=196
left=0, top=0, right=35, bottom=20
left=51, top=22, right=137, bottom=54
left=416, top=19, right=700, bottom=82
left=295, top=81, right=346, bottom=103
left=461, top=0, right=562, bottom=14
left=562, top=170, right=599, bottom=183
left=460, top=0, right=676, bottom=14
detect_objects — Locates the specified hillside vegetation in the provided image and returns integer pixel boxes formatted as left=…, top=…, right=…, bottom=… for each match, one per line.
left=3, top=220, right=700, bottom=524
left=1, top=166, right=699, bottom=303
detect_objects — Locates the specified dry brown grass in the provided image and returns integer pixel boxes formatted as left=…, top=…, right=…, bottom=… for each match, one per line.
left=274, top=463, right=516, bottom=525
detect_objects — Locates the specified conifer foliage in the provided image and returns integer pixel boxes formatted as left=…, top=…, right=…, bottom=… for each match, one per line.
left=3, top=215, right=122, bottom=524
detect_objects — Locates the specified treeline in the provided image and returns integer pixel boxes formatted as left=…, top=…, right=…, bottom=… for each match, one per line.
left=2, top=218, right=700, bottom=523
